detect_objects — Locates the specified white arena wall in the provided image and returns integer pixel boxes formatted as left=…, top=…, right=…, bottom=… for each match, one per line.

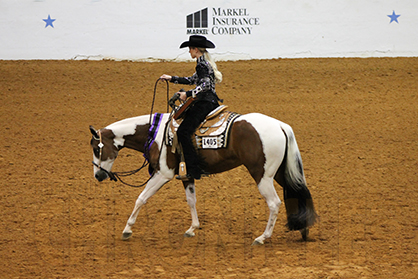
left=0, top=0, right=417, bottom=60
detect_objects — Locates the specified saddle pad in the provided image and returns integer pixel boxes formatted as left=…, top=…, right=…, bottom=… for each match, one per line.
left=166, top=110, right=240, bottom=149
left=144, top=113, right=164, bottom=161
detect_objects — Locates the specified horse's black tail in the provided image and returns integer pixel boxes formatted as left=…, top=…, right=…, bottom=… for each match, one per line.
left=275, top=124, right=318, bottom=231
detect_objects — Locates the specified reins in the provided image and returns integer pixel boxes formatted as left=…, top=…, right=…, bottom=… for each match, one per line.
left=109, top=160, right=151, bottom=188
left=92, top=155, right=150, bottom=187
left=94, top=78, right=171, bottom=188
left=149, top=78, right=170, bottom=124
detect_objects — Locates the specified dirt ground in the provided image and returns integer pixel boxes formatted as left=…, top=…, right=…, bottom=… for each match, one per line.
left=1, top=58, right=417, bottom=278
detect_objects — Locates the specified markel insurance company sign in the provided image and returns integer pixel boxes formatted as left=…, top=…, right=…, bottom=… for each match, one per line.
left=186, top=7, right=260, bottom=35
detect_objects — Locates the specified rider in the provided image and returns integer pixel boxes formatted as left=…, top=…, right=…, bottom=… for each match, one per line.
left=160, top=35, right=223, bottom=181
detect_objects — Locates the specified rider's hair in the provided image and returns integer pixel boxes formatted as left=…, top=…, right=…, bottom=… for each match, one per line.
left=197, top=47, right=223, bottom=84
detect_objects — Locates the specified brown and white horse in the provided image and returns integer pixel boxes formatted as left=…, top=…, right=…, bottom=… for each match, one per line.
left=90, top=112, right=317, bottom=245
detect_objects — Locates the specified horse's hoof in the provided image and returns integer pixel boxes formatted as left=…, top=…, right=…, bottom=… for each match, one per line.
left=252, top=239, right=264, bottom=246
left=184, top=232, right=195, bottom=238
left=121, top=232, right=132, bottom=240
left=300, top=228, right=309, bottom=241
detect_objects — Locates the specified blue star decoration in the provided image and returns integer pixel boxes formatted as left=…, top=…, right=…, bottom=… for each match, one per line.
left=387, top=10, right=400, bottom=24
left=43, top=15, right=56, bottom=28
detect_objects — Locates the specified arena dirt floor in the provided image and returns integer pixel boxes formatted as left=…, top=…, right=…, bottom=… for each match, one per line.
left=1, top=57, right=417, bottom=278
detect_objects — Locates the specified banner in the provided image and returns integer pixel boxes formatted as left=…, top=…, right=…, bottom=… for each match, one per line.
left=0, top=0, right=416, bottom=60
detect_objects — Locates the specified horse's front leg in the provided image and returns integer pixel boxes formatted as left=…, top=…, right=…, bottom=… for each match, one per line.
left=122, top=172, right=170, bottom=240
left=182, top=180, right=200, bottom=237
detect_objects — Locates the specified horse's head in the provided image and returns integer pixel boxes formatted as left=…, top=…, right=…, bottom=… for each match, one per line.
left=89, top=126, right=119, bottom=182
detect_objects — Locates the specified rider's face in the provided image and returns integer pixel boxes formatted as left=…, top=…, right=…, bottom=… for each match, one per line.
left=188, top=47, right=200, bottom=59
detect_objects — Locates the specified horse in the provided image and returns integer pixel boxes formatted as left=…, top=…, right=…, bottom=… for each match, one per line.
left=89, top=111, right=317, bottom=245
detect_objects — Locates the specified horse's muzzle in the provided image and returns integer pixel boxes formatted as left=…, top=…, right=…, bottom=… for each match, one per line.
left=95, top=170, right=109, bottom=182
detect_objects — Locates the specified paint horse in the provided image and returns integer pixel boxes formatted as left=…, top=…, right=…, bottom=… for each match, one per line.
left=90, top=111, right=317, bottom=245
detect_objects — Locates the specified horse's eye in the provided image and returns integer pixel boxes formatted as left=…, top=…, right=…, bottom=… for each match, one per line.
left=93, top=148, right=100, bottom=158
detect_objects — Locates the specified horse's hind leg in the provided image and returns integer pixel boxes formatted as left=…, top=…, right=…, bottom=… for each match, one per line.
left=253, top=177, right=282, bottom=245
left=182, top=181, right=200, bottom=237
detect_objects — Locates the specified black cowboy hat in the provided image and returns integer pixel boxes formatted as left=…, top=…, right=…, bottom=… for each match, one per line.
left=179, top=35, right=215, bottom=49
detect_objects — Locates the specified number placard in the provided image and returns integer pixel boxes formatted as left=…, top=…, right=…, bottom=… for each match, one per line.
left=201, top=137, right=218, bottom=149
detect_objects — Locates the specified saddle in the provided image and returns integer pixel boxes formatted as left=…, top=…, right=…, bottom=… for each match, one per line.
left=166, top=105, right=240, bottom=150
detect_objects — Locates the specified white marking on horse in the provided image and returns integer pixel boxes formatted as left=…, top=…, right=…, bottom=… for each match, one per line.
left=238, top=113, right=286, bottom=177
left=106, top=115, right=149, bottom=148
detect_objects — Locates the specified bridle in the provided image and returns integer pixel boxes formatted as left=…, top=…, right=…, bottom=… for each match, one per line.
left=92, top=129, right=118, bottom=182
left=91, top=129, right=151, bottom=187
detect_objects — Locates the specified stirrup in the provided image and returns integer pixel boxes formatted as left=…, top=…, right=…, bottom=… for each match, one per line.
left=179, top=161, right=187, bottom=176
left=176, top=174, right=193, bottom=181
left=176, top=161, right=192, bottom=181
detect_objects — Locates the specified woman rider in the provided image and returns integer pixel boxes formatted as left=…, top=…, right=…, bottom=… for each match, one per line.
left=160, top=35, right=223, bottom=181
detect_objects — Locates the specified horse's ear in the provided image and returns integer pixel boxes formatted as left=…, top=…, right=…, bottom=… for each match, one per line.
left=90, top=125, right=99, bottom=140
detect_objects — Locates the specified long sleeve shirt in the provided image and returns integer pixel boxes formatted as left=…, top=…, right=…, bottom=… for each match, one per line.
left=170, top=56, right=220, bottom=103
